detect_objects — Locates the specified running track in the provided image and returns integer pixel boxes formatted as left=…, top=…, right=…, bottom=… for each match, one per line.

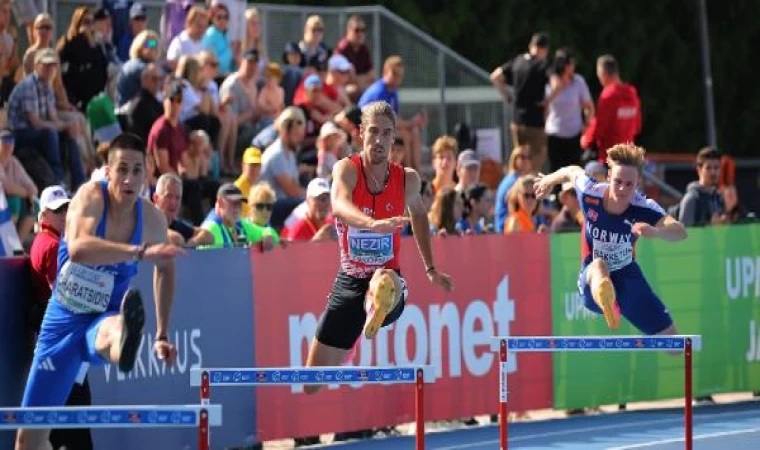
left=312, top=399, right=760, bottom=449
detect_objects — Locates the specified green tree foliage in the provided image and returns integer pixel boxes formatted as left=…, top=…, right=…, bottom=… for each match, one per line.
left=283, top=0, right=756, bottom=156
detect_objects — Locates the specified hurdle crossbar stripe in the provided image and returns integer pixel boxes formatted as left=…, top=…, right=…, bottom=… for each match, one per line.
left=492, top=335, right=702, bottom=352
left=190, top=365, right=436, bottom=387
left=0, top=405, right=222, bottom=430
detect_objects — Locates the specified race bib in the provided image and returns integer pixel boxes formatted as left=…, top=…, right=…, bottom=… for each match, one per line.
left=347, top=227, right=394, bottom=266
left=56, top=261, right=114, bottom=313
left=592, top=240, right=633, bottom=272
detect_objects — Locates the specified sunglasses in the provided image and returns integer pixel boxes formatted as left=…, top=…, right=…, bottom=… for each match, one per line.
left=353, top=27, right=366, bottom=33
left=36, top=24, right=52, bottom=30
left=254, top=203, right=274, bottom=211
left=216, top=15, right=229, bottom=21
left=312, top=27, right=324, bottom=32
left=522, top=192, right=536, bottom=200
left=145, top=39, right=158, bottom=49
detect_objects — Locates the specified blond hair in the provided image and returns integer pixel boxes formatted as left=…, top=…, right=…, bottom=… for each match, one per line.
left=507, top=145, right=531, bottom=174
left=507, top=175, right=537, bottom=214
left=249, top=182, right=276, bottom=205
left=242, top=8, right=266, bottom=60
left=432, top=135, right=458, bottom=158
left=606, top=143, right=646, bottom=176
left=129, top=29, right=161, bottom=60
left=185, top=5, right=207, bottom=28
left=383, top=55, right=404, bottom=74
left=304, top=15, right=324, bottom=42
left=360, top=101, right=396, bottom=128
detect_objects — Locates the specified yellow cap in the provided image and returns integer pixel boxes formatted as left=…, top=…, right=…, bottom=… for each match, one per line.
left=243, top=147, right=262, bottom=164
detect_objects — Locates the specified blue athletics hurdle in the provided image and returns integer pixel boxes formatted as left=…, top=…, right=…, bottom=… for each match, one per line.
left=494, top=335, right=702, bottom=450
left=190, top=366, right=436, bottom=449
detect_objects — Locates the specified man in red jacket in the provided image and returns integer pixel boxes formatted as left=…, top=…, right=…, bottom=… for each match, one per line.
left=581, top=55, right=642, bottom=163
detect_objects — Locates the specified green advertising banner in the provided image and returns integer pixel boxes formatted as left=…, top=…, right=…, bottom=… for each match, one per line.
left=551, top=224, right=760, bottom=409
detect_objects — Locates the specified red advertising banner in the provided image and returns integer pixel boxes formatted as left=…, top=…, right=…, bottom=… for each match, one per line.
left=251, top=234, right=553, bottom=440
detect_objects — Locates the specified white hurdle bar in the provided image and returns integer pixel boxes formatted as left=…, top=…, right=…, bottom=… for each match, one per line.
left=190, top=366, right=435, bottom=450
left=0, top=404, right=221, bottom=450
left=493, top=335, right=702, bottom=450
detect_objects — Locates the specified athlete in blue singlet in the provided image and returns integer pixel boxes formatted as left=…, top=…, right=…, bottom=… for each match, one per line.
left=16, top=133, right=186, bottom=450
left=535, top=143, right=687, bottom=334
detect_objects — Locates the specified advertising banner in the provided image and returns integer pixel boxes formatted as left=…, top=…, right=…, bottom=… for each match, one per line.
left=87, top=248, right=257, bottom=450
left=551, top=224, right=760, bottom=409
left=252, top=234, right=554, bottom=440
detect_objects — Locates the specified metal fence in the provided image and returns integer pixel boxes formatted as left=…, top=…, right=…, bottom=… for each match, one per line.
left=52, top=1, right=509, bottom=165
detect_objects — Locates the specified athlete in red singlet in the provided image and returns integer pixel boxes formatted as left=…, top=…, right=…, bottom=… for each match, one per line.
left=304, top=101, right=453, bottom=394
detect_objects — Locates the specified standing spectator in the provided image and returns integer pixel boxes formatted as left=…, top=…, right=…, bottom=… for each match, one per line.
left=677, top=147, right=726, bottom=227
left=28, top=185, right=94, bottom=450
left=147, top=80, right=187, bottom=177
left=359, top=56, right=426, bottom=170
left=459, top=183, right=493, bottom=234
left=200, top=182, right=258, bottom=248
left=153, top=173, right=214, bottom=247
left=122, top=62, right=163, bottom=144
left=581, top=54, right=642, bottom=163
left=494, top=145, right=532, bottom=233
left=430, top=135, right=457, bottom=194
left=504, top=175, right=545, bottom=234
left=551, top=181, right=583, bottom=232
left=166, top=5, right=208, bottom=72
left=0, top=129, right=36, bottom=242
left=116, top=3, right=148, bottom=63
left=298, top=15, right=331, bottom=69
left=455, top=149, right=481, bottom=192
left=280, top=177, right=334, bottom=242
left=202, top=2, right=233, bottom=79
left=116, top=29, right=161, bottom=107
left=179, top=129, right=218, bottom=225
left=7, top=49, right=85, bottom=190
left=544, top=48, right=594, bottom=172
left=491, top=32, right=550, bottom=172
left=56, top=6, right=109, bottom=112
left=334, top=14, right=374, bottom=100
left=235, top=146, right=261, bottom=217
left=219, top=48, right=260, bottom=169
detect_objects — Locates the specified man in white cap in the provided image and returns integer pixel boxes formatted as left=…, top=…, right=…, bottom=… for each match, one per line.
left=28, top=185, right=94, bottom=450
left=455, top=149, right=481, bottom=192
left=281, top=177, right=335, bottom=242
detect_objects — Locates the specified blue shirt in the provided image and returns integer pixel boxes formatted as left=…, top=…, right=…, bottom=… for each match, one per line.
left=358, top=79, right=399, bottom=113
left=116, top=58, right=147, bottom=107
left=494, top=172, right=518, bottom=233
left=202, top=26, right=234, bottom=74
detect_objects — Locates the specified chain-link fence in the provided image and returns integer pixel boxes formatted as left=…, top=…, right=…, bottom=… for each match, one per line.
left=52, top=1, right=510, bottom=165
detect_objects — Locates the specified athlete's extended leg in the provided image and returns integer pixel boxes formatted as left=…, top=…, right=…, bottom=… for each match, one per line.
left=586, top=258, right=620, bottom=330
left=304, top=340, right=352, bottom=394
left=363, top=269, right=402, bottom=339
left=92, top=289, right=145, bottom=372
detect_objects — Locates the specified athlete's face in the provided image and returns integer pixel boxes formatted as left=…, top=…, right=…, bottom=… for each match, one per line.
left=608, top=164, right=639, bottom=205
left=107, top=150, right=146, bottom=203
left=360, top=114, right=395, bottom=166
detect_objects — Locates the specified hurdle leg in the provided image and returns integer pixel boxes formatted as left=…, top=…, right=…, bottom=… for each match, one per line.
left=499, top=339, right=508, bottom=450
left=200, top=371, right=210, bottom=450
left=685, top=338, right=693, bottom=450
left=416, top=368, right=425, bottom=450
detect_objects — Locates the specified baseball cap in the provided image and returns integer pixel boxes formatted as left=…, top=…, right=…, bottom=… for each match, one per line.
left=318, top=121, right=346, bottom=141
left=307, top=178, right=331, bottom=198
left=304, top=74, right=322, bottom=90
left=130, top=3, right=147, bottom=19
left=217, top=183, right=246, bottom=202
left=35, top=48, right=59, bottom=65
left=328, top=54, right=353, bottom=72
left=457, top=149, right=480, bottom=168
left=40, top=185, right=70, bottom=211
left=242, top=147, right=262, bottom=164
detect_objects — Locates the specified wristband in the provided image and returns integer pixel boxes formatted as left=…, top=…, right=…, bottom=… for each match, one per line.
left=134, top=243, right=149, bottom=261
left=155, top=335, right=168, bottom=342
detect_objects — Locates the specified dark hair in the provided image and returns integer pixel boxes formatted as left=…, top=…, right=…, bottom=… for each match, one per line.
left=463, top=183, right=488, bottom=218
left=108, top=132, right=146, bottom=162
left=552, top=48, right=573, bottom=76
left=530, top=32, right=549, bottom=49
left=696, top=146, right=720, bottom=166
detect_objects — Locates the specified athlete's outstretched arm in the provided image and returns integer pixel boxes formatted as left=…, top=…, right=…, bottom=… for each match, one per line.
left=534, top=165, right=586, bottom=200
left=66, top=182, right=145, bottom=265
left=405, top=169, right=453, bottom=292
left=633, top=215, right=688, bottom=242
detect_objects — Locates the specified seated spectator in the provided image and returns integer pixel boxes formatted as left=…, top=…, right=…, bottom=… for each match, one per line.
left=430, top=135, right=457, bottom=194
left=241, top=7, right=267, bottom=73
left=359, top=56, right=426, bottom=170
left=196, top=50, right=236, bottom=176
left=494, top=145, right=532, bottom=233
left=246, top=182, right=281, bottom=250
left=721, top=185, right=754, bottom=224
left=160, top=0, right=195, bottom=53
left=293, top=57, right=341, bottom=128
left=56, top=6, right=109, bottom=112
left=152, top=172, right=213, bottom=247
left=7, top=49, right=85, bottom=190
left=584, top=160, right=607, bottom=182
left=220, top=48, right=260, bottom=170
left=280, top=177, right=334, bottom=242
left=333, top=105, right=362, bottom=152
left=551, top=181, right=583, bottom=232
left=147, top=80, right=187, bottom=178
left=211, top=0, right=247, bottom=67
left=389, top=136, right=406, bottom=166
left=678, top=147, right=726, bottom=227
left=176, top=55, right=221, bottom=160
left=202, top=3, right=234, bottom=79
left=504, top=175, right=546, bottom=234
left=122, top=62, right=164, bottom=144
left=116, top=29, right=161, bottom=107
left=428, top=186, right=464, bottom=237
left=235, top=146, right=262, bottom=218
left=298, top=15, right=331, bottom=69
left=324, top=54, right=353, bottom=110
left=455, top=149, right=481, bottom=192
left=257, top=63, right=285, bottom=126
left=200, top=182, right=258, bottom=248
left=280, top=41, right=304, bottom=106
left=0, top=2, right=20, bottom=97
left=117, top=3, right=148, bottom=63
left=166, top=5, right=208, bottom=72
left=179, top=130, right=218, bottom=225
left=334, top=14, right=374, bottom=100
left=459, top=183, right=493, bottom=235
left=316, top=121, right=347, bottom=180
left=0, top=129, right=37, bottom=243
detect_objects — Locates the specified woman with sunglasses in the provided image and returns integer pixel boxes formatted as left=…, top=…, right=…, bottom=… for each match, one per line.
left=116, top=29, right=162, bottom=108
left=202, top=3, right=234, bottom=80
left=298, top=15, right=331, bottom=69
left=504, top=174, right=547, bottom=234
left=244, top=182, right=280, bottom=251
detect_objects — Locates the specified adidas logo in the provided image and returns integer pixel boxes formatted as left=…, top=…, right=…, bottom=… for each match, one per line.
left=38, top=357, right=56, bottom=371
